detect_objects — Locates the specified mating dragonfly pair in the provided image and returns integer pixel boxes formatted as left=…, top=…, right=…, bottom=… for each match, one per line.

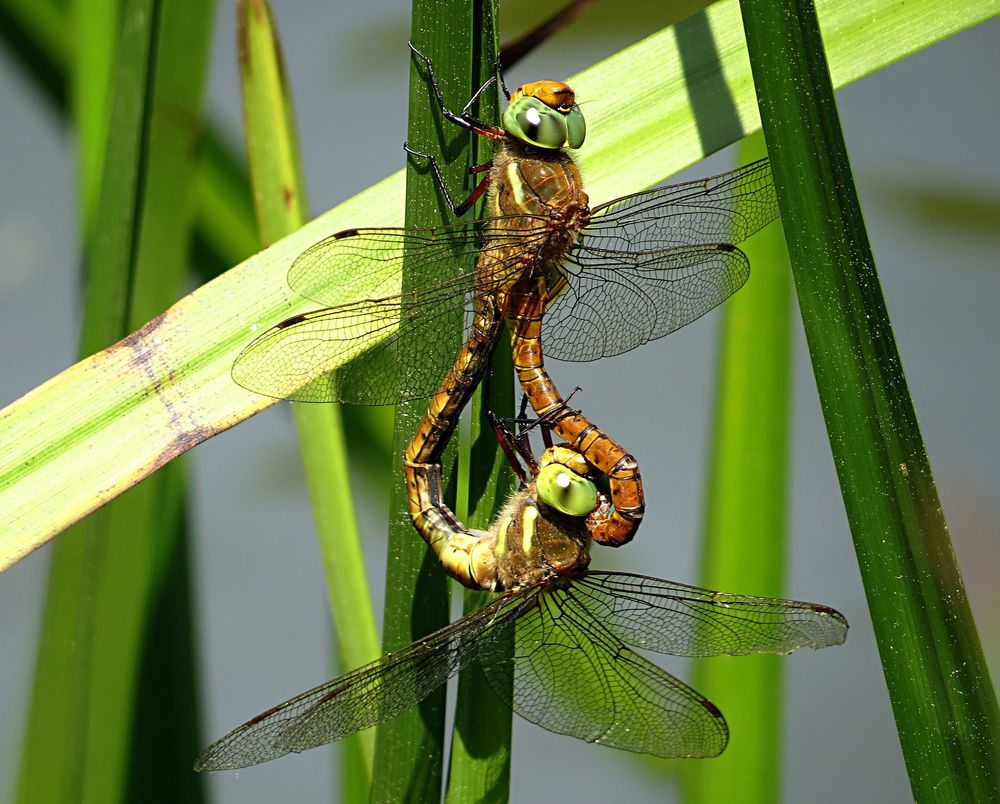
left=197, top=46, right=846, bottom=770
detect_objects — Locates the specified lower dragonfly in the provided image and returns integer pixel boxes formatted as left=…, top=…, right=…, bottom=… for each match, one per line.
left=195, top=414, right=847, bottom=770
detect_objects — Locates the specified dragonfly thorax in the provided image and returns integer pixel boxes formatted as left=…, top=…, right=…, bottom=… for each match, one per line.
left=487, top=447, right=602, bottom=591
left=489, top=140, right=590, bottom=227
left=490, top=489, right=594, bottom=591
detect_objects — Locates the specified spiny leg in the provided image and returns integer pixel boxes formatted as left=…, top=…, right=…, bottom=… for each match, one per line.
left=406, top=42, right=506, bottom=216
left=408, top=42, right=507, bottom=139
left=403, top=143, right=492, bottom=217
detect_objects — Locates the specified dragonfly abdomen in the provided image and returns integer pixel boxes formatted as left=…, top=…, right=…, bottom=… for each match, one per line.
left=507, top=287, right=645, bottom=546
left=404, top=294, right=504, bottom=467
left=403, top=293, right=508, bottom=590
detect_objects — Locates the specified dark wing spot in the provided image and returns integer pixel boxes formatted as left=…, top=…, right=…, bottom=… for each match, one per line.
left=319, top=682, right=352, bottom=703
left=700, top=698, right=724, bottom=718
left=275, top=313, right=309, bottom=329
left=247, top=703, right=284, bottom=726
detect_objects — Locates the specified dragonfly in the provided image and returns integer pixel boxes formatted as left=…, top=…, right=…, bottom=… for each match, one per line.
left=195, top=417, right=847, bottom=771
left=231, top=45, right=780, bottom=586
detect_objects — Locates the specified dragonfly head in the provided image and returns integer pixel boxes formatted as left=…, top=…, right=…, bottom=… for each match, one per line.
left=490, top=447, right=598, bottom=589
left=503, top=81, right=587, bottom=150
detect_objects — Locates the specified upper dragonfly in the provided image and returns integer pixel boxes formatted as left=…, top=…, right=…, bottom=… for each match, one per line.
left=232, top=46, right=779, bottom=576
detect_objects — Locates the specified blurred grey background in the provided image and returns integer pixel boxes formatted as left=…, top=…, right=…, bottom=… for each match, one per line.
left=1, top=2, right=998, bottom=802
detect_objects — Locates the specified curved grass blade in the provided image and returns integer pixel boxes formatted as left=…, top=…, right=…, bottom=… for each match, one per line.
left=235, top=0, right=378, bottom=793
left=740, top=1, right=1000, bottom=799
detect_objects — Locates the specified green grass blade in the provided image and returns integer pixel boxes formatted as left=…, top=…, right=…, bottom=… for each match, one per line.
left=74, top=0, right=119, bottom=243
left=0, top=0, right=992, bottom=568
left=369, top=2, right=490, bottom=799
left=740, top=1, right=1000, bottom=799
left=682, top=133, right=793, bottom=804
left=446, top=346, right=515, bottom=804
left=16, top=1, right=214, bottom=802
left=444, top=10, right=515, bottom=800
left=236, top=0, right=379, bottom=793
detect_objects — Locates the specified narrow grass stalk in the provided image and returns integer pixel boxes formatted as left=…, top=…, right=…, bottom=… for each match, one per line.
left=439, top=8, right=516, bottom=801
left=17, top=1, right=213, bottom=802
left=740, top=0, right=1000, bottom=799
left=446, top=350, right=515, bottom=804
left=683, top=132, right=793, bottom=804
left=73, top=0, right=118, bottom=242
left=370, top=1, right=489, bottom=800
left=235, top=0, right=379, bottom=794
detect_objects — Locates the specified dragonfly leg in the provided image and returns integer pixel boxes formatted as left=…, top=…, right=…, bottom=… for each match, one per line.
left=408, top=42, right=507, bottom=140
left=461, top=51, right=507, bottom=109
left=508, top=294, right=644, bottom=546
left=487, top=406, right=545, bottom=481
left=404, top=144, right=492, bottom=217
left=487, top=410, right=530, bottom=484
left=461, top=69, right=503, bottom=117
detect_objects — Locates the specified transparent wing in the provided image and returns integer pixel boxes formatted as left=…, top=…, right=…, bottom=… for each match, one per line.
left=195, top=590, right=536, bottom=771
left=231, top=274, right=471, bottom=404
left=233, top=160, right=779, bottom=397
left=543, top=158, right=777, bottom=362
left=479, top=583, right=729, bottom=759
left=232, top=220, right=547, bottom=404
left=287, top=221, right=534, bottom=308
left=583, top=157, right=778, bottom=249
left=545, top=244, right=749, bottom=361
left=573, top=571, right=848, bottom=657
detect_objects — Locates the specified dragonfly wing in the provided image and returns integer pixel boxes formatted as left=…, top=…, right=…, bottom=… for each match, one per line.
left=542, top=158, right=776, bottom=362
left=544, top=243, right=749, bottom=362
left=287, top=220, right=544, bottom=307
left=195, top=591, right=528, bottom=770
left=231, top=276, right=474, bottom=404
left=234, top=219, right=545, bottom=403
left=573, top=571, right=848, bottom=657
left=584, top=157, right=778, bottom=248
left=478, top=584, right=729, bottom=758
left=288, top=222, right=487, bottom=308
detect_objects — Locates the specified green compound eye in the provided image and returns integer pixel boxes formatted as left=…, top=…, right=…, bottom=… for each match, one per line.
left=536, top=463, right=598, bottom=516
left=563, top=105, right=586, bottom=149
left=504, top=96, right=571, bottom=149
